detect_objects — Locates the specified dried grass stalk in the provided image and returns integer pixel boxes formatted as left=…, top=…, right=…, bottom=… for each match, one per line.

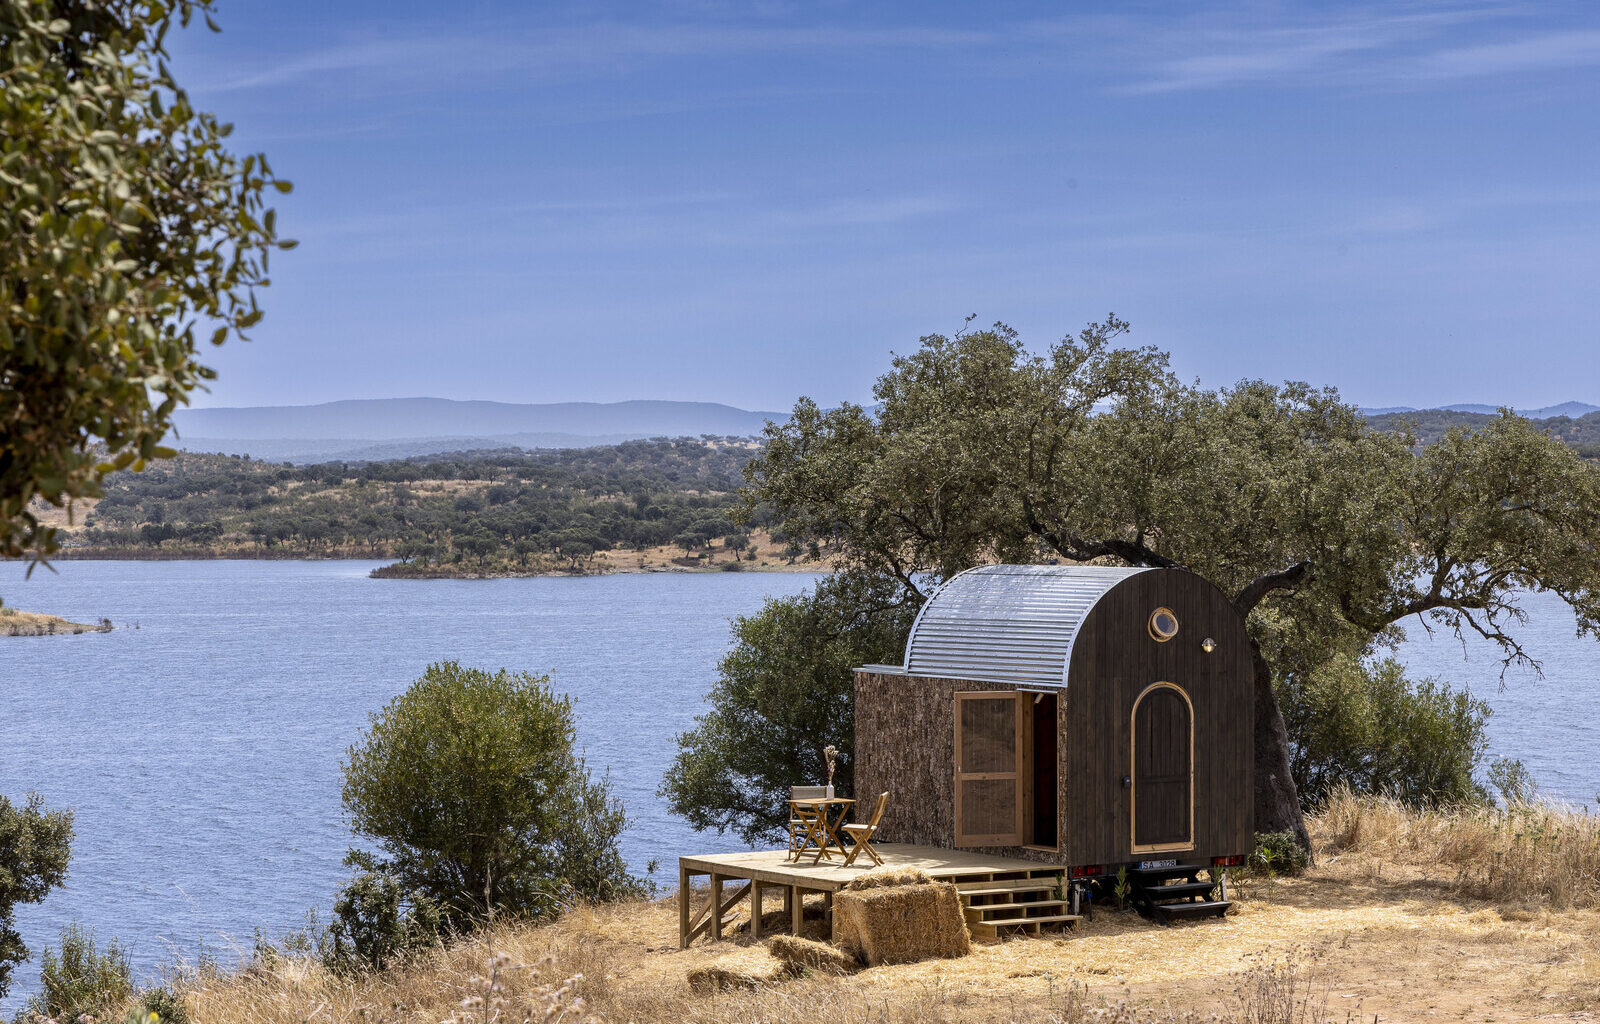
left=1320, top=787, right=1600, bottom=909
left=686, top=947, right=790, bottom=995
left=766, top=935, right=859, bottom=975
left=842, top=866, right=934, bottom=891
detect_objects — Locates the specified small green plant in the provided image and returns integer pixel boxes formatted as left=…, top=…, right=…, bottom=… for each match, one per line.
left=1250, top=830, right=1310, bottom=877
left=326, top=872, right=444, bottom=975
left=133, top=985, right=192, bottom=1024
left=25, top=922, right=132, bottom=1023
left=1488, top=756, right=1539, bottom=806
left=1111, top=866, right=1132, bottom=909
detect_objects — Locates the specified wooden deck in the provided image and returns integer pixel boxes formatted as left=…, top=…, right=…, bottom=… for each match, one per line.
left=677, top=844, right=1067, bottom=947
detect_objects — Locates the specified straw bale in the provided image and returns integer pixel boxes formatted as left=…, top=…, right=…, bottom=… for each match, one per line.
left=833, top=880, right=971, bottom=966
left=766, top=935, right=860, bottom=975
left=686, top=947, right=789, bottom=995
left=842, top=865, right=933, bottom=891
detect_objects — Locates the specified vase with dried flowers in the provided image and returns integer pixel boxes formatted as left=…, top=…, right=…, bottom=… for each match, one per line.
left=823, top=744, right=839, bottom=799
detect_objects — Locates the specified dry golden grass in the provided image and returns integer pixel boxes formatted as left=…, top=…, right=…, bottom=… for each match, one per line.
left=170, top=798, right=1600, bottom=1024
left=1320, top=788, right=1600, bottom=909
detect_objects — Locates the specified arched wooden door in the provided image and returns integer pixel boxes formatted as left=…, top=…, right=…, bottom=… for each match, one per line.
left=1131, top=682, right=1194, bottom=853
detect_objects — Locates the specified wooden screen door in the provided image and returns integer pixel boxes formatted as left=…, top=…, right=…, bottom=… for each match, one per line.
left=954, top=692, right=1025, bottom=846
left=1131, top=682, right=1194, bottom=853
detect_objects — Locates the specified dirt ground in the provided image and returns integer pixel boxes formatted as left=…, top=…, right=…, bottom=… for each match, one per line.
left=575, top=850, right=1600, bottom=1024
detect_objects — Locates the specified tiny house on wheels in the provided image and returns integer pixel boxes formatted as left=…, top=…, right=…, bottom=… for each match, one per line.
left=853, top=564, right=1255, bottom=920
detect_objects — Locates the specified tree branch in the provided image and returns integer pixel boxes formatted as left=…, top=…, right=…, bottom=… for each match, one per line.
left=1232, top=561, right=1312, bottom=617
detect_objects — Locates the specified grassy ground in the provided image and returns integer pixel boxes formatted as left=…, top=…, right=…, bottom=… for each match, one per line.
left=168, top=797, right=1600, bottom=1024
left=0, top=607, right=111, bottom=636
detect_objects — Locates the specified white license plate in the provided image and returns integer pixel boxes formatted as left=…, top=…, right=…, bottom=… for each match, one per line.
left=1138, top=859, right=1178, bottom=869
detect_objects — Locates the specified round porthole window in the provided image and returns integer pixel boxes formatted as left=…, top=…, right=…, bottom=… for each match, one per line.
left=1148, top=607, right=1179, bottom=642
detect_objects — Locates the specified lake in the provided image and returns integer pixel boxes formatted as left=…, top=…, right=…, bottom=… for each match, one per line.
left=2, top=560, right=1598, bottom=1004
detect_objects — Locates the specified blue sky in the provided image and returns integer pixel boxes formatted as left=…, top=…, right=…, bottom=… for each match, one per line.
left=171, top=1, right=1600, bottom=412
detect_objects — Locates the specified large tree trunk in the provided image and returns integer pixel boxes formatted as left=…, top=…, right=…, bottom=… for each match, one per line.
left=1249, top=637, right=1311, bottom=856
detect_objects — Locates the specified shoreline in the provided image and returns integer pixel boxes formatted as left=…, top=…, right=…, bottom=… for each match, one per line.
left=0, top=609, right=113, bottom=637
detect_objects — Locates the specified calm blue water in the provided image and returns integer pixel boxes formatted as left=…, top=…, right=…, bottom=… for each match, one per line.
left=1, top=561, right=1598, bottom=1005
left=0, top=561, right=818, bottom=1003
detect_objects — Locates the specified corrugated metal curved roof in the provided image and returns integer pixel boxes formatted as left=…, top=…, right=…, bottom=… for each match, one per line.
left=901, top=564, right=1150, bottom=688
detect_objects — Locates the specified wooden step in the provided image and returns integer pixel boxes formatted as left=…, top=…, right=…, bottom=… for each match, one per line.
left=1140, top=880, right=1215, bottom=900
left=981, top=912, right=1083, bottom=929
left=956, top=878, right=1060, bottom=896
left=1152, top=900, right=1231, bottom=922
left=963, top=895, right=1068, bottom=912
left=964, top=898, right=1070, bottom=919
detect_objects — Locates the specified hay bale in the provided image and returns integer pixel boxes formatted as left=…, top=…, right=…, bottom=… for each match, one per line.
left=843, top=865, right=933, bottom=891
left=768, top=934, right=860, bottom=975
left=686, top=947, right=790, bottom=995
left=833, top=881, right=971, bottom=966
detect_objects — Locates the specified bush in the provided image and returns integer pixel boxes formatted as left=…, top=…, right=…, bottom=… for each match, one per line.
left=25, top=923, right=131, bottom=1023
left=0, top=794, right=73, bottom=999
left=342, top=662, right=640, bottom=928
left=661, top=572, right=916, bottom=845
left=325, top=872, right=443, bottom=975
left=135, top=986, right=192, bottom=1024
left=1279, top=655, right=1490, bottom=807
left=1250, top=831, right=1310, bottom=877
left=1487, top=756, right=1539, bottom=806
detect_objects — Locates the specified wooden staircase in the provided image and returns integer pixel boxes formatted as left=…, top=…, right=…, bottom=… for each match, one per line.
left=956, top=874, right=1081, bottom=938
left=1127, top=863, right=1231, bottom=924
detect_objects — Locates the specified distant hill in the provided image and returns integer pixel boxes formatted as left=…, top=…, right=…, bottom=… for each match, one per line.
left=168, top=398, right=785, bottom=462
left=1364, top=401, right=1600, bottom=419
left=1365, top=407, right=1600, bottom=457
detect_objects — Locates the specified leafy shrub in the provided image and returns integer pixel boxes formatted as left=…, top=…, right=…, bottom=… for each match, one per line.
left=25, top=923, right=131, bottom=1023
left=342, top=662, right=640, bottom=928
left=134, top=985, right=192, bottom=1024
left=1250, top=831, right=1310, bottom=877
left=0, top=795, right=73, bottom=999
left=1279, top=654, right=1490, bottom=807
left=1487, top=756, right=1539, bottom=806
left=325, top=872, right=443, bottom=975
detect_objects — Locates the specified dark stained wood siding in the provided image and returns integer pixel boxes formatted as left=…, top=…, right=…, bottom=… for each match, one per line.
left=855, top=566, right=1254, bottom=870
left=1063, top=568, right=1254, bottom=865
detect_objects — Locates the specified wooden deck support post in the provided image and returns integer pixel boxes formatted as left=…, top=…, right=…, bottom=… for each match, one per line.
left=710, top=874, right=723, bottom=941
left=788, top=886, right=803, bottom=936
left=750, top=883, right=763, bottom=939
left=678, top=864, right=691, bottom=949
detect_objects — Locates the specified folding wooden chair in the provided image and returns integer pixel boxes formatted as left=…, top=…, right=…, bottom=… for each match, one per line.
left=787, top=785, right=831, bottom=861
left=841, top=792, right=889, bottom=867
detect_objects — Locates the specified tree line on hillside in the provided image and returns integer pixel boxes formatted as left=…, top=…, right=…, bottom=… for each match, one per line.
left=65, top=439, right=794, bottom=572
left=38, top=416, right=1599, bottom=577
left=1367, top=407, right=1600, bottom=457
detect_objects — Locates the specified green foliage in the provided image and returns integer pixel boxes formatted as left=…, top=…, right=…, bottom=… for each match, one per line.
left=1488, top=756, right=1539, bottom=806
left=325, top=872, right=443, bottom=975
left=0, top=0, right=292, bottom=567
left=66, top=440, right=763, bottom=571
left=24, top=922, right=131, bottom=1023
left=133, top=986, right=191, bottom=1024
left=741, top=318, right=1600, bottom=846
left=1249, top=831, right=1310, bottom=877
left=661, top=572, right=916, bottom=845
left=1280, top=655, right=1491, bottom=807
left=341, top=662, right=639, bottom=928
left=1367, top=408, right=1600, bottom=455
left=0, top=793, right=73, bottom=998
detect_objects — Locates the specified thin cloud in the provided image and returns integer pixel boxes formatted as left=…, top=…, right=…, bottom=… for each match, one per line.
left=208, top=22, right=991, bottom=93
left=1103, top=5, right=1600, bottom=94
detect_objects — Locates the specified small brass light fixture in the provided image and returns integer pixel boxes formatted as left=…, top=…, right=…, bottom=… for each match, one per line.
left=1201, top=637, right=1217, bottom=654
